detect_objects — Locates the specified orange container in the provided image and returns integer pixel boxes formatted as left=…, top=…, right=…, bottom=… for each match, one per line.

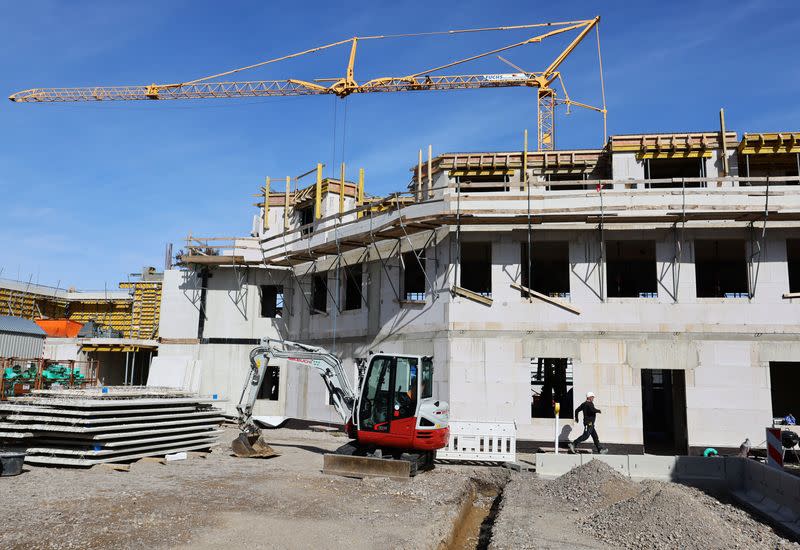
left=35, top=319, right=84, bottom=338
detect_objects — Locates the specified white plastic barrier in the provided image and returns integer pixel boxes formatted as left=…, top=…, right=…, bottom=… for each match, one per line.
left=436, top=420, right=516, bottom=462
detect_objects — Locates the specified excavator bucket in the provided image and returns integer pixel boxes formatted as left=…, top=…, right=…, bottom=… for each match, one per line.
left=231, top=432, right=279, bottom=458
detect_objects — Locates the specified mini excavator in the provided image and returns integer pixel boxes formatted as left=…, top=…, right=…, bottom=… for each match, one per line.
left=232, top=339, right=450, bottom=477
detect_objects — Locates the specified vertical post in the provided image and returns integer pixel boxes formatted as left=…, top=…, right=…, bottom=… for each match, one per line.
left=427, top=144, right=433, bottom=198
left=554, top=402, right=560, bottom=454
left=417, top=149, right=423, bottom=201
left=339, top=162, right=346, bottom=215
left=315, top=163, right=323, bottom=219
left=357, top=168, right=365, bottom=219
left=124, top=351, right=129, bottom=386
left=719, top=108, right=729, bottom=179
left=263, top=177, right=270, bottom=232
left=284, top=176, right=290, bottom=230
left=130, top=352, right=136, bottom=386
left=522, top=129, right=528, bottom=191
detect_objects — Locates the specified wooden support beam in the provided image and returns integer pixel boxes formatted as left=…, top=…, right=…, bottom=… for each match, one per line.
left=357, top=168, right=365, bottom=219
left=428, top=144, right=433, bottom=198
left=782, top=292, right=800, bottom=299
left=339, top=162, right=346, bottom=215
left=510, top=283, right=581, bottom=315
left=284, top=176, right=290, bottom=230
left=263, top=176, right=270, bottom=231
left=417, top=149, right=423, bottom=201
left=315, top=163, right=323, bottom=219
left=522, top=129, right=528, bottom=191
left=451, top=285, right=493, bottom=306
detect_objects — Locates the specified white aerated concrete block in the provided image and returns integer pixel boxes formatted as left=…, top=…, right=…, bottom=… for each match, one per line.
left=628, top=455, right=677, bottom=481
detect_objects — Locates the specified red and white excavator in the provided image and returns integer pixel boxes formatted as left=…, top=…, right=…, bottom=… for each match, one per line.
left=232, top=338, right=450, bottom=476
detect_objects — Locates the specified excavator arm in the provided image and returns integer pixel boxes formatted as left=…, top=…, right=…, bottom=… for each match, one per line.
left=232, top=338, right=356, bottom=457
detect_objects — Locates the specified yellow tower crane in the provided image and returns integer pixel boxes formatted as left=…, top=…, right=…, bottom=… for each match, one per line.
left=9, top=17, right=606, bottom=151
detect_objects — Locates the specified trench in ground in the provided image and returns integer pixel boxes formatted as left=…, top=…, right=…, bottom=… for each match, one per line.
left=444, top=480, right=505, bottom=550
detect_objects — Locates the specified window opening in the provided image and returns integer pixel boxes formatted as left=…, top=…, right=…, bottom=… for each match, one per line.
left=606, top=240, right=657, bottom=298
left=297, top=205, right=314, bottom=235
left=343, top=265, right=362, bottom=311
left=769, top=362, right=800, bottom=419
left=259, top=285, right=284, bottom=318
left=530, top=357, right=573, bottom=419
left=787, top=239, right=800, bottom=293
left=460, top=242, right=492, bottom=297
left=545, top=172, right=590, bottom=191
left=520, top=241, right=570, bottom=298
left=256, top=365, right=280, bottom=400
left=645, top=158, right=704, bottom=188
left=455, top=174, right=508, bottom=193
left=694, top=239, right=749, bottom=298
left=402, top=250, right=426, bottom=301
left=746, top=153, right=800, bottom=184
left=311, top=273, right=327, bottom=314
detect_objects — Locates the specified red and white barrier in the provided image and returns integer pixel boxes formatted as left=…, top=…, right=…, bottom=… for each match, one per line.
left=766, top=427, right=784, bottom=470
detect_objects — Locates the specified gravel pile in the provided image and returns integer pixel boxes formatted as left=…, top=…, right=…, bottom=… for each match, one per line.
left=585, top=480, right=796, bottom=549
left=545, top=459, right=640, bottom=510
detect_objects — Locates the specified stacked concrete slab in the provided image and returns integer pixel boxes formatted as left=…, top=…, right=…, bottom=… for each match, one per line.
left=0, top=387, right=224, bottom=466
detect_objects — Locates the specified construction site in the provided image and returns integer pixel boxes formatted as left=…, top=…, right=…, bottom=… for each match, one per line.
left=3, top=11, right=800, bottom=549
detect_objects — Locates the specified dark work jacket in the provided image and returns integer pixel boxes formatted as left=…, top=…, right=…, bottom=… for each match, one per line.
left=575, top=400, right=600, bottom=425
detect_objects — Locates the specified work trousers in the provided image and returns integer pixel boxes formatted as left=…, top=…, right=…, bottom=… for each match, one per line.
left=574, top=422, right=601, bottom=451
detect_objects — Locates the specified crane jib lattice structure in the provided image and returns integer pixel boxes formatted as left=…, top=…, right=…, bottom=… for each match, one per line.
left=9, top=17, right=607, bottom=151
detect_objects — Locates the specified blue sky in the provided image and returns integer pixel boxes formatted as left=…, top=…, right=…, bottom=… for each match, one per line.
left=1, top=0, right=798, bottom=290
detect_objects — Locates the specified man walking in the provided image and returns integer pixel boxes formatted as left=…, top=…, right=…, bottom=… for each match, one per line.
left=568, top=391, right=607, bottom=454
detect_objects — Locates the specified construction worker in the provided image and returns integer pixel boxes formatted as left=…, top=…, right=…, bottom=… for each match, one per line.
left=568, top=391, right=608, bottom=454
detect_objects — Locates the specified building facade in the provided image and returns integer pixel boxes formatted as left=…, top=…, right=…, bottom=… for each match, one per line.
left=159, top=130, right=800, bottom=454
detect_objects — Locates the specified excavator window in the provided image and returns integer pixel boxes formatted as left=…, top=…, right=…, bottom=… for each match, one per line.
left=421, top=358, right=433, bottom=399
left=359, top=357, right=392, bottom=431
left=395, top=358, right=418, bottom=419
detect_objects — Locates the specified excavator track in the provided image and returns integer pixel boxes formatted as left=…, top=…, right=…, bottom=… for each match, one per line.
left=322, top=442, right=434, bottom=480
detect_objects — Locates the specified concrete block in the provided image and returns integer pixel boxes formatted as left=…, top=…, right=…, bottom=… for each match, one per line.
left=582, top=455, right=630, bottom=477
left=674, top=456, right=725, bottom=481
left=744, top=457, right=766, bottom=489
left=629, top=455, right=676, bottom=480
left=723, top=456, right=746, bottom=490
left=535, top=453, right=581, bottom=478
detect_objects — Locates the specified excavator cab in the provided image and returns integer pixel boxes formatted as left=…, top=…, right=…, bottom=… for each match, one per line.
left=355, top=354, right=449, bottom=454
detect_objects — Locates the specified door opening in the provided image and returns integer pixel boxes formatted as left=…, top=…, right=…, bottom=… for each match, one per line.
left=641, top=369, right=688, bottom=455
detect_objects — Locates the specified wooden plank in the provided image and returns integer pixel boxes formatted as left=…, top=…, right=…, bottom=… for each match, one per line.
left=451, top=285, right=493, bottom=306
left=782, top=292, right=800, bottom=299
left=510, top=283, right=581, bottom=315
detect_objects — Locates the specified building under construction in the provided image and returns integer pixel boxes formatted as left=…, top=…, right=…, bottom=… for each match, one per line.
left=156, top=127, right=800, bottom=454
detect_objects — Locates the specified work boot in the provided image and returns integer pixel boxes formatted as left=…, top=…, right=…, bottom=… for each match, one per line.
left=567, top=442, right=575, bottom=454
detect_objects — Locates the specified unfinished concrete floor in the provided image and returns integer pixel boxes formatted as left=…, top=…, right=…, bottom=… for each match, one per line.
left=0, top=426, right=505, bottom=550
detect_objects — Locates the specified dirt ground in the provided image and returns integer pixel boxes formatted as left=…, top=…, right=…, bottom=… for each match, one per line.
left=0, top=426, right=502, bottom=550
left=3, top=431, right=796, bottom=550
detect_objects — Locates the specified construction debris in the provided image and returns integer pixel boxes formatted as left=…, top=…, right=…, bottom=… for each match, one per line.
left=489, top=461, right=796, bottom=550
left=586, top=479, right=793, bottom=549
left=0, top=387, right=223, bottom=466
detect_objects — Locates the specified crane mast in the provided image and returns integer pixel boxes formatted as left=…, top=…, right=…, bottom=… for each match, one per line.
left=9, top=17, right=606, bottom=151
